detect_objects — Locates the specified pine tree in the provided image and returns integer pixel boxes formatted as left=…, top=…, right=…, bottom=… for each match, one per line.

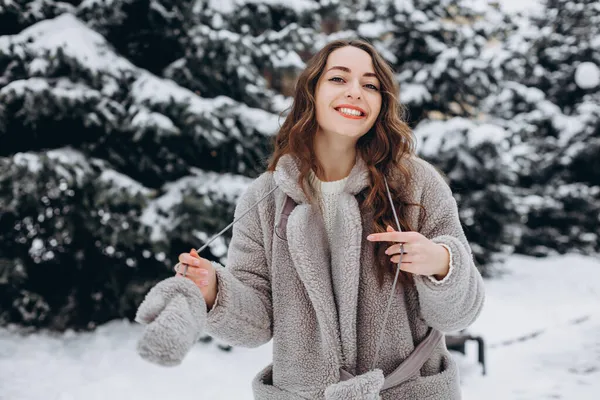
left=0, top=0, right=75, bottom=36
left=481, top=0, right=600, bottom=257
left=343, top=0, right=512, bottom=124
left=494, top=0, right=600, bottom=113
left=0, top=148, right=162, bottom=329
left=0, top=10, right=280, bottom=329
left=414, top=116, right=521, bottom=272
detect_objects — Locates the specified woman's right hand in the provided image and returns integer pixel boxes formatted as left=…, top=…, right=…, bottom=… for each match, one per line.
left=175, top=249, right=218, bottom=309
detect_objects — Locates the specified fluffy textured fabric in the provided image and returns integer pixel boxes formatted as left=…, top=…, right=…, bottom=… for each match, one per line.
left=135, top=276, right=206, bottom=366
left=324, top=369, right=384, bottom=400
left=137, top=153, right=485, bottom=399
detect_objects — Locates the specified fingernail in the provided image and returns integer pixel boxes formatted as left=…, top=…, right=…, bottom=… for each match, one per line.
left=367, top=235, right=373, bottom=240
left=199, top=280, right=208, bottom=286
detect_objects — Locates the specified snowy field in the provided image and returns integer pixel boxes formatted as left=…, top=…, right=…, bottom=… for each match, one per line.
left=1, top=253, right=599, bottom=400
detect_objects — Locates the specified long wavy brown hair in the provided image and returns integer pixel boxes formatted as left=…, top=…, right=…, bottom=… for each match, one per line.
left=266, top=39, right=424, bottom=287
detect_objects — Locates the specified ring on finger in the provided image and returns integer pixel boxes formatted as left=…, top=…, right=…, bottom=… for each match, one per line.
left=174, top=263, right=206, bottom=278
left=174, top=262, right=190, bottom=277
left=387, top=244, right=406, bottom=256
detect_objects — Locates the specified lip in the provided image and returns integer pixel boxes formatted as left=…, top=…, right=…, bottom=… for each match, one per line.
left=334, top=104, right=367, bottom=119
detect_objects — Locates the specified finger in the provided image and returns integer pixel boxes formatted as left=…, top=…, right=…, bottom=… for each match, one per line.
left=175, top=262, right=208, bottom=276
left=178, top=253, right=204, bottom=267
left=368, top=231, right=418, bottom=243
left=190, top=249, right=200, bottom=258
left=390, top=253, right=415, bottom=264
left=391, top=256, right=419, bottom=274
left=385, top=243, right=410, bottom=256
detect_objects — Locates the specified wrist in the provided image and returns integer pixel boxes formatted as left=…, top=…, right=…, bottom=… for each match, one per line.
left=205, top=276, right=219, bottom=310
left=433, top=244, right=450, bottom=280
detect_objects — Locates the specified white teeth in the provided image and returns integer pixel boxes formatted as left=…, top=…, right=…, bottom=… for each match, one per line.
left=337, top=107, right=363, bottom=117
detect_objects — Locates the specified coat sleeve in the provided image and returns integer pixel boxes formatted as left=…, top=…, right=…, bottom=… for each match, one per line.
left=204, top=176, right=273, bottom=347
left=411, top=159, right=485, bottom=333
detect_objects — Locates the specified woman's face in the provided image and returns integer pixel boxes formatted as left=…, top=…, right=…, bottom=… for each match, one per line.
left=314, top=46, right=382, bottom=142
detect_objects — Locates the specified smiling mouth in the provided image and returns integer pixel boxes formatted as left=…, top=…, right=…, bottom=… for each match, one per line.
left=334, top=107, right=366, bottom=119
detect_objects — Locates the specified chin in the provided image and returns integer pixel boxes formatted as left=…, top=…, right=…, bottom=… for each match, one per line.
left=336, top=130, right=368, bottom=140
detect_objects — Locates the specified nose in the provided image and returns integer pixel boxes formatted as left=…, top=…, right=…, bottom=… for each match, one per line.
left=345, top=80, right=361, bottom=100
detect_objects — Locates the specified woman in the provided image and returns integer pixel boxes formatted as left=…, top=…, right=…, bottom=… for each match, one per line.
left=137, top=39, right=485, bottom=399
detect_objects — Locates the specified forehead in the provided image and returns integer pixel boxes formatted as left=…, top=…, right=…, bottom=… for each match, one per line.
left=324, top=46, right=376, bottom=75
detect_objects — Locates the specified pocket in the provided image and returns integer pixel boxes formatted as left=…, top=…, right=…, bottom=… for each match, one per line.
left=381, top=353, right=461, bottom=400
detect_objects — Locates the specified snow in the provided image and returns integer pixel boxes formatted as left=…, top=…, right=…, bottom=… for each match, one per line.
left=98, top=170, right=153, bottom=197
left=10, top=147, right=107, bottom=185
left=131, top=74, right=279, bottom=142
left=575, top=62, right=600, bottom=90
left=0, top=14, right=136, bottom=83
left=400, top=83, right=431, bottom=105
left=467, top=123, right=510, bottom=148
left=0, top=77, right=102, bottom=103
left=270, top=50, right=305, bottom=70
left=1, top=253, right=599, bottom=399
left=212, top=96, right=280, bottom=137
left=130, top=108, right=180, bottom=138
left=393, top=0, right=415, bottom=13
left=1, top=13, right=279, bottom=146
left=206, top=0, right=318, bottom=15
left=12, top=152, right=44, bottom=174
left=357, top=21, right=394, bottom=39
left=415, top=118, right=510, bottom=157
left=494, top=0, right=543, bottom=14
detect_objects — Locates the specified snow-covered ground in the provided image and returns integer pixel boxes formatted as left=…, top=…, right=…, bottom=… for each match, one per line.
left=1, top=253, right=599, bottom=400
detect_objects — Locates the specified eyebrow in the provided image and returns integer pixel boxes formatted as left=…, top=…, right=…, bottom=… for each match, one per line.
left=326, top=66, right=378, bottom=78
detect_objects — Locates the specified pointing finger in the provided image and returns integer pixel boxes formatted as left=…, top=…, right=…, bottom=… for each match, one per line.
left=367, top=231, right=415, bottom=243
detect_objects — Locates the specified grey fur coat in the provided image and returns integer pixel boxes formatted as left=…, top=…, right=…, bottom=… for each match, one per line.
left=136, top=153, right=485, bottom=399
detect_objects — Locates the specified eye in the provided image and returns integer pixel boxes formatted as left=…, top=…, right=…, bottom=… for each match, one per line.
left=365, top=84, right=379, bottom=91
left=329, top=76, right=345, bottom=83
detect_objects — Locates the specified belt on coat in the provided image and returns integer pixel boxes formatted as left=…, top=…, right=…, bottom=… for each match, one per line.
left=339, top=327, right=444, bottom=391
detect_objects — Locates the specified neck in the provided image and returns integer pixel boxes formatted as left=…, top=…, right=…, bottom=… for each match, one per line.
left=313, top=130, right=357, bottom=182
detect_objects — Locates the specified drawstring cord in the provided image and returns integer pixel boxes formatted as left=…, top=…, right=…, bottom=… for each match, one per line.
left=178, top=185, right=279, bottom=277
left=371, top=177, right=404, bottom=370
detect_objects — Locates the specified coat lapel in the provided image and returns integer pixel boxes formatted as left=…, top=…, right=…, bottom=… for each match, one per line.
left=286, top=202, right=343, bottom=365
left=273, top=153, right=371, bottom=372
left=329, top=192, right=363, bottom=373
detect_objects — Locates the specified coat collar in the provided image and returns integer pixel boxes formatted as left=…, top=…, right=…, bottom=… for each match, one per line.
left=273, top=152, right=371, bottom=374
left=272, top=153, right=371, bottom=204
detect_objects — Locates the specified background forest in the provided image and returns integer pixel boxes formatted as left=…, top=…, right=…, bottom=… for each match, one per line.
left=0, top=0, right=598, bottom=334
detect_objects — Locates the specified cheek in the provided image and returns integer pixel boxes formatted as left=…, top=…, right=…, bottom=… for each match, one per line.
left=315, top=90, right=335, bottom=123
left=315, top=99, right=328, bottom=124
left=370, top=97, right=382, bottom=122
left=314, top=88, right=327, bottom=112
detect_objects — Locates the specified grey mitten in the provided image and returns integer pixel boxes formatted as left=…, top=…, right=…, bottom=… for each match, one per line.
left=135, top=276, right=207, bottom=366
left=324, top=369, right=384, bottom=400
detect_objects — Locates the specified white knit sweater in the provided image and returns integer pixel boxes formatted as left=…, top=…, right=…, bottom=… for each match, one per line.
left=307, top=169, right=453, bottom=285
left=308, top=169, right=349, bottom=248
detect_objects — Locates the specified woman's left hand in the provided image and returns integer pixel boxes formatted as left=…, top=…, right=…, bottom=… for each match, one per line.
left=367, top=225, right=450, bottom=280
